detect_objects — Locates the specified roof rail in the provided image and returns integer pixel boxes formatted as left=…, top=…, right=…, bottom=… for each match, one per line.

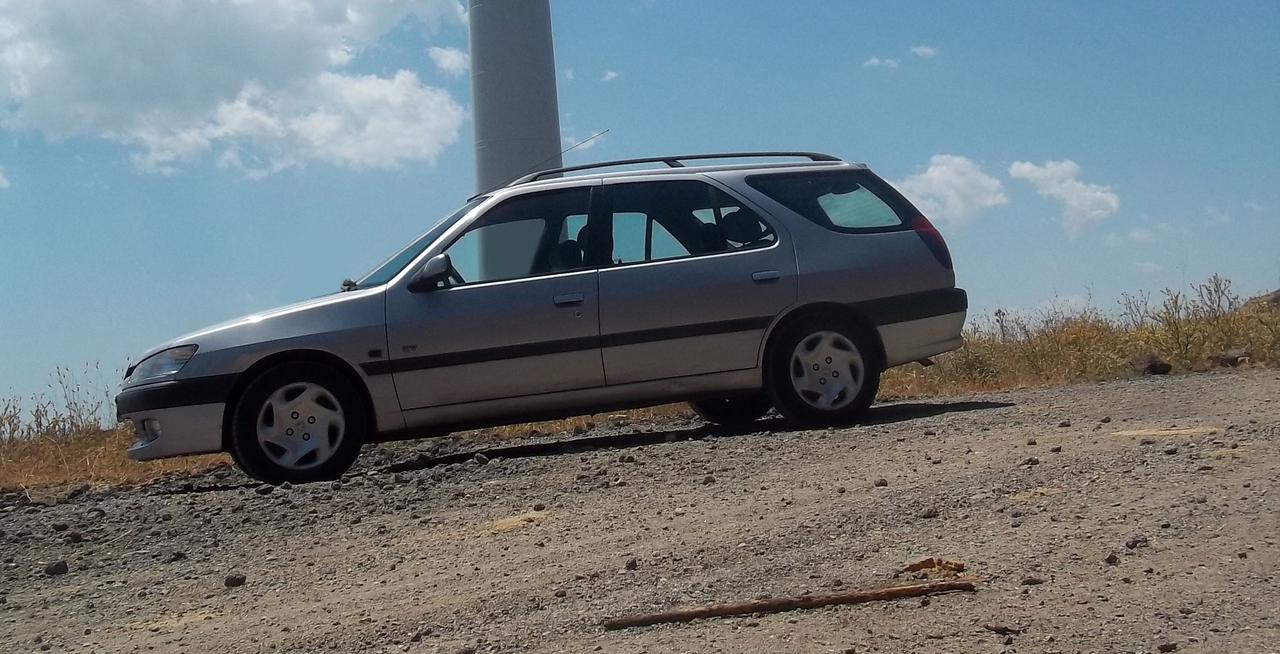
left=507, top=151, right=842, bottom=187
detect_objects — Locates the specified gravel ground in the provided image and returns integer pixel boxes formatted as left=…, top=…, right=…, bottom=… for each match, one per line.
left=2, top=368, right=1278, bottom=654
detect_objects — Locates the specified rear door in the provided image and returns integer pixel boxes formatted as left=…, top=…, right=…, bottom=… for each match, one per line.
left=385, top=186, right=605, bottom=409
left=597, top=178, right=797, bottom=385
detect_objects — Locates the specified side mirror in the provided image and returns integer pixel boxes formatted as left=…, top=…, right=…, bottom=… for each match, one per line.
left=407, top=253, right=452, bottom=293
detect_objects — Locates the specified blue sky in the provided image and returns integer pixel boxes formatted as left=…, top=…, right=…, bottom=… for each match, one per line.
left=1, top=0, right=1278, bottom=398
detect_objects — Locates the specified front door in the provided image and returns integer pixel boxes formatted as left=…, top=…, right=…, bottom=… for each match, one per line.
left=597, top=179, right=797, bottom=385
left=385, top=186, right=605, bottom=409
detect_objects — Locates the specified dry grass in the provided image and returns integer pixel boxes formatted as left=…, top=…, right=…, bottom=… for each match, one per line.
left=3, top=276, right=1275, bottom=491
left=0, top=364, right=228, bottom=490
left=881, top=275, right=1279, bottom=397
left=0, top=426, right=228, bottom=491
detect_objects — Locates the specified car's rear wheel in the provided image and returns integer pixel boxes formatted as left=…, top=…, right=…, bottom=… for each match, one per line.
left=688, top=392, right=772, bottom=427
left=230, top=361, right=366, bottom=484
left=765, top=317, right=880, bottom=427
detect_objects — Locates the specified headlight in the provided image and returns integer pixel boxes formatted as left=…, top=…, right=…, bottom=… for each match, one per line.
left=127, top=345, right=198, bottom=383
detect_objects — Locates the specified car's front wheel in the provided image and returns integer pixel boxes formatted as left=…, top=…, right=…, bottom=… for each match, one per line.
left=765, top=317, right=880, bottom=427
left=688, top=392, right=772, bottom=427
left=230, top=361, right=366, bottom=484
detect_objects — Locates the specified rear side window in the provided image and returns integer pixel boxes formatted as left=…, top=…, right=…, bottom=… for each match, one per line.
left=606, top=180, right=776, bottom=265
left=747, top=169, right=909, bottom=232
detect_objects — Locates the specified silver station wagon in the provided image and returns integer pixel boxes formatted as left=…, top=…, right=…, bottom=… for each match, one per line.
left=116, top=152, right=967, bottom=483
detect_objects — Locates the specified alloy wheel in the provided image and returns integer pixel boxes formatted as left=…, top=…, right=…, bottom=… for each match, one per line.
left=788, top=330, right=865, bottom=411
left=255, top=382, right=346, bottom=470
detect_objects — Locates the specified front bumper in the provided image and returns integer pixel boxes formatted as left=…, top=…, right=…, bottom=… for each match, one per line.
left=116, top=375, right=237, bottom=460
left=122, top=403, right=226, bottom=460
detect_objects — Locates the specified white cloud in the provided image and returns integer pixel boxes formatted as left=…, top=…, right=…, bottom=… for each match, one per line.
left=0, top=0, right=467, bottom=176
left=910, top=46, right=938, bottom=58
left=892, top=155, right=1008, bottom=226
left=1008, top=160, right=1120, bottom=236
left=119, top=70, right=465, bottom=176
left=1109, top=222, right=1172, bottom=247
left=292, top=71, right=463, bottom=168
left=427, top=46, right=469, bottom=77
left=862, top=57, right=900, bottom=69
left=1128, top=227, right=1154, bottom=242
left=1205, top=206, right=1231, bottom=224
left=601, top=70, right=618, bottom=82
left=1244, top=201, right=1263, bottom=214
left=1133, top=262, right=1163, bottom=274
left=0, top=165, right=8, bottom=189
left=564, top=68, right=575, bottom=81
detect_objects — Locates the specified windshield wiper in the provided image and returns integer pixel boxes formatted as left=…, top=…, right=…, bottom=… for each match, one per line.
left=340, top=278, right=359, bottom=292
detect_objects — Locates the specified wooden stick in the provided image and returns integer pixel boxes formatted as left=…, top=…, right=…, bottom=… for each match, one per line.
left=982, top=623, right=1022, bottom=635
left=602, top=579, right=976, bottom=630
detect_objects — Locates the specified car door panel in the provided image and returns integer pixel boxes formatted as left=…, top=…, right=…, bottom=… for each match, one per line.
left=386, top=271, right=602, bottom=408
left=600, top=250, right=795, bottom=384
left=597, top=179, right=797, bottom=385
left=384, top=185, right=605, bottom=410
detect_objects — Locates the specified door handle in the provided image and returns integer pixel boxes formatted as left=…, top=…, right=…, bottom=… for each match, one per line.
left=553, top=292, right=585, bottom=306
left=751, top=270, right=781, bottom=283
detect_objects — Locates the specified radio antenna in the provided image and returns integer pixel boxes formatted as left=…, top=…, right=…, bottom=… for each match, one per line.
left=470, top=129, right=610, bottom=199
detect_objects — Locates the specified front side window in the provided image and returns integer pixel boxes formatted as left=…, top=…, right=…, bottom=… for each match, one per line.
left=356, top=197, right=486, bottom=288
left=443, top=187, right=592, bottom=285
left=607, top=180, right=776, bottom=265
left=747, top=169, right=908, bottom=232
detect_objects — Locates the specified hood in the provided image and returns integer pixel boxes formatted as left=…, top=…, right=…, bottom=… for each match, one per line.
left=130, top=287, right=384, bottom=370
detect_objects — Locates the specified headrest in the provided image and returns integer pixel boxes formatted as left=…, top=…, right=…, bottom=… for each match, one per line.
left=720, top=209, right=767, bottom=245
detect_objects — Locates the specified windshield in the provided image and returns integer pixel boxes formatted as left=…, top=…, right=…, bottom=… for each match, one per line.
left=354, top=197, right=487, bottom=288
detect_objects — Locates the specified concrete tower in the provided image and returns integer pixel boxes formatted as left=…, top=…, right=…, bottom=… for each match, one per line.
left=468, top=0, right=563, bottom=280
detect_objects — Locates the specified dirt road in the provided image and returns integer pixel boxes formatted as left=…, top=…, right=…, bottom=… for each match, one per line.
left=3, top=369, right=1278, bottom=654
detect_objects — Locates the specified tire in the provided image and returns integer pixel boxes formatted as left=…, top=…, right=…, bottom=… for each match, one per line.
left=229, top=361, right=367, bottom=484
left=689, top=392, right=773, bottom=427
left=764, top=316, right=880, bottom=428
left=228, top=437, right=270, bottom=482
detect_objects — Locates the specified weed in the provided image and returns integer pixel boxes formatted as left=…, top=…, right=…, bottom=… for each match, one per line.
left=882, top=276, right=1278, bottom=396
left=0, top=365, right=226, bottom=489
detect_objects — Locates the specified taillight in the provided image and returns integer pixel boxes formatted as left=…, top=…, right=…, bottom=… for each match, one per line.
left=911, top=215, right=952, bottom=270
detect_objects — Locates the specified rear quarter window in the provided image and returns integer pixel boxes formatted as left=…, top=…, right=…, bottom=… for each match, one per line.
left=746, top=169, right=913, bottom=233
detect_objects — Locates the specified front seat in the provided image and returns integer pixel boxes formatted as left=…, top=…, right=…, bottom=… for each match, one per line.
left=553, top=239, right=583, bottom=271
left=577, top=222, right=612, bottom=266
left=699, top=221, right=728, bottom=253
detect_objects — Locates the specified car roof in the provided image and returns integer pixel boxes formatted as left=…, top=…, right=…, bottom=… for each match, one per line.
left=471, top=152, right=869, bottom=200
